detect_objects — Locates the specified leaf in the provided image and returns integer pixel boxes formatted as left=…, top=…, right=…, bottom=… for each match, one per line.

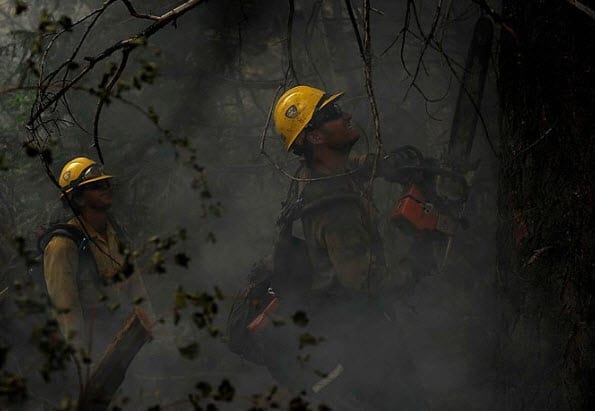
left=174, top=287, right=187, bottom=310
left=22, top=142, right=38, bottom=157
left=206, top=232, right=217, bottom=243
left=41, top=148, right=52, bottom=164
left=214, top=379, right=235, bottom=402
left=213, top=286, right=224, bottom=301
left=58, top=15, right=73, bottom=31
left=108, top=302, right=120, bottom=312
left=272, top=317, right=286, bottom=327
left=178, top=342, right=199, bottom=360
left=14, top=1, right=28, bottom=15
left=174, top=252, right=190, bottom=268
left=298, top=333, right=323, bottom=350
left=147, top=106, right=159, bottom=124
left=38, top=9, right=56, bottom=33
left=297, top=353, right=310, bottom=365
left=192, top=312, right=207, bottom=329
left=130, top=36, right=147, bottom=46
left=195, top=381, right=212, bottom=398
left=151, top=252, right=166, bottom=274
left=291, top=311, right=309, bottom=327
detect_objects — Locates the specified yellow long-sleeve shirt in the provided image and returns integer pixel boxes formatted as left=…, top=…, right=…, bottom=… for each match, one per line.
left=43, top=216, right=152, bottom=357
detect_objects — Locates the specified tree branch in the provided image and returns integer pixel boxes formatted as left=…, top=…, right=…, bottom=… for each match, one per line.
left=120, top=0, right=160, bottom=20
left=28, top=0, right=206, bottom=127
left=564, top=0, right=595, bottom=20
left=92, top=48, right=131, bottom=164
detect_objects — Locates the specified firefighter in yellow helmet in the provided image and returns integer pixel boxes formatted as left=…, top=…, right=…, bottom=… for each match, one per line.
left=274, top=85, right=386, bottom=291
left=264, top=85, right=425, bottom=408
left=42, top=157, right=154, bottom=390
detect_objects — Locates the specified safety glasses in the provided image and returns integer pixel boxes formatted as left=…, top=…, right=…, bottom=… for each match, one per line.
left=82, top=179, right=111, bottom=191
left=71, top=164, right=108, bottom=188
left=308, top=102, right=343, bottom=130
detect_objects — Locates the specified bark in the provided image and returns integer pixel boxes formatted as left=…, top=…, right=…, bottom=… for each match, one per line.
left=497, top=1, right=594, bottom=409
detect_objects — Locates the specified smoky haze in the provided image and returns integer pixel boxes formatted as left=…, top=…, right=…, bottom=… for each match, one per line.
left=0, top=0, right=501, bottom=409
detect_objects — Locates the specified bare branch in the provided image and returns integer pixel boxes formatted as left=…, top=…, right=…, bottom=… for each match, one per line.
left=344, top=0, right=382, bottom=158
left=404, top=0, right=444, bottom=99
left=286, top=0, right=298, bottom=82
left=28, top=0, right=206, bottom=128
left=120, top=0, right=160, bottom=20
left=564, top=0, right=595, bottom=20
left=92, top=49, right=131, bottom=164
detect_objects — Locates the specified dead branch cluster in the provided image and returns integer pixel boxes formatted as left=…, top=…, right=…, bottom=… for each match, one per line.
left=24, top=0, right=206, bottom=188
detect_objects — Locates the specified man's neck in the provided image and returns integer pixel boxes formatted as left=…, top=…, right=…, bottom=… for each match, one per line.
left=80, top=209, right=109, bottom=234
left=311, top=146, right=351, bottom=175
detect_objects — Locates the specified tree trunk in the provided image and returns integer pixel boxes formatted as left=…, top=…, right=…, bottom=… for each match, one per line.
left=497, top=1, right=594, bottom=409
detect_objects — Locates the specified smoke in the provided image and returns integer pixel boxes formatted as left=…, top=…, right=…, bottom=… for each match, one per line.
left=1, top=0, right=501, bottom=409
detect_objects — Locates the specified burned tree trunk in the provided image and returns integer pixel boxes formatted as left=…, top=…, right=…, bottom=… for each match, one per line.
left=497, top=1, right=594, bottom=409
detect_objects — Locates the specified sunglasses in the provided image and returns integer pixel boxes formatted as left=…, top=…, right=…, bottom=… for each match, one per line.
left=307, top=102, right=343, bottom=130
left=81, top=179, right=111, bottom=191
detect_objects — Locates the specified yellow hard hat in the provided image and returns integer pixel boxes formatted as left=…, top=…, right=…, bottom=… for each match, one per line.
left=273, top=85, right=343, bottom=150
left=59, top=157, right=112, bottom=193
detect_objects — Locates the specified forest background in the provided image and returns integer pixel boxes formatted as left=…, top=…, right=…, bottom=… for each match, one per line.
left=0, top=0, right=592, bottom=410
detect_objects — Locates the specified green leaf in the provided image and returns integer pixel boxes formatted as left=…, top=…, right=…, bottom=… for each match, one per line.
left=298, top=333, right=323, bottom=350
left=174, top=287, right=187, bottom=310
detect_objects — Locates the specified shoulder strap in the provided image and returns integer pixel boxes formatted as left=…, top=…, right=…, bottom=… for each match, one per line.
left=38, top=223, right=90, bottom=254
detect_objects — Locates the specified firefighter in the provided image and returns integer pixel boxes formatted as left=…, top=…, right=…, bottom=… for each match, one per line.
left=271, top=85, right=425, bottom=409
left=43, top=156, right=153, bottom=360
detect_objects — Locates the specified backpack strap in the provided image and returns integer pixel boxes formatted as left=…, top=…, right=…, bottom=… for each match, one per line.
left=37, top=223, right=99, bottom=283
left=38, top=223, right=90, bottom=255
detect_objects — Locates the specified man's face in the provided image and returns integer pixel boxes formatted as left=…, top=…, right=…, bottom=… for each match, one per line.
left=79, top=179, right=113, bottom=210
left=308, top=103, right=360, bottom=151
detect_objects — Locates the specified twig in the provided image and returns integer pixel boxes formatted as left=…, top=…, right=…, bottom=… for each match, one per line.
left=287, top=0, right=298, bottom=82
left=120, top=0, right=160, bottom=20
left=344, top=0, right=382, bottom=163
left=29, top=0, right=206, bottom=127
left=404, top=0, right=444, bottom=100
left=511, top=123, right=556, bottom=160
left=92, top=48, right=131, bottom=164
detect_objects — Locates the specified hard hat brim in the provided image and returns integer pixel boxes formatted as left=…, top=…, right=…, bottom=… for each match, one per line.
left=319, top=91, right=344, bottom=110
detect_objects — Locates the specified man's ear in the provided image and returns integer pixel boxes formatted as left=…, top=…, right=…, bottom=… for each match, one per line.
left=72, top=192, right=86, bottom=208
left=306, top=129, right=325, bottom=145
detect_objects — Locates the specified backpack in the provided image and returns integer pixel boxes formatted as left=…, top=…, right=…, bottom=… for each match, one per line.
left=226, top=167, right=315, bottom=363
